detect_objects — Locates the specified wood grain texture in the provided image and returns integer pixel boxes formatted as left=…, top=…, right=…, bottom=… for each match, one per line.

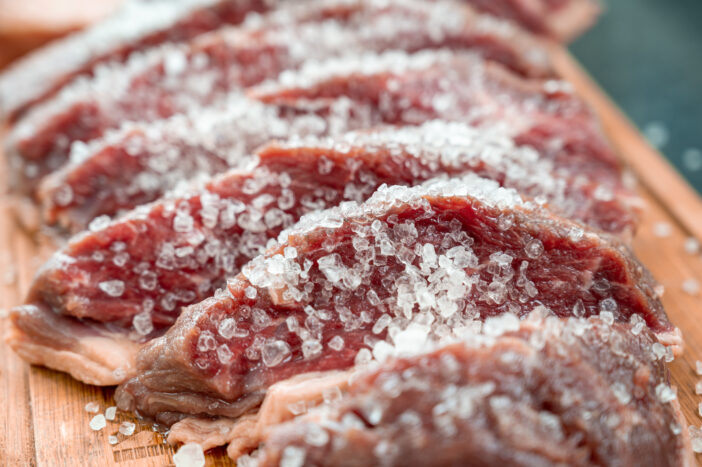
left=1, top=50, right=702, bottom=465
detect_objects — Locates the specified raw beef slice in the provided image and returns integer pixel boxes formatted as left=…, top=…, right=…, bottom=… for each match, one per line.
left=9, top=122, right=644, bottom=385
left=6, top=0, right=553, bottom=195
left=256, top=314, right=691, bottom=466
left=114, top=177, right=677, bottom=425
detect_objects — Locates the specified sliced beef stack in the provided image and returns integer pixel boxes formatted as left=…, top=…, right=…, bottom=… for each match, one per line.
left=1, top=0, right=691, bottom=465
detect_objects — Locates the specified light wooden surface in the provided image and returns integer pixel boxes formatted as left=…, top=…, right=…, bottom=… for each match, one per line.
left=0, top=0, right=122, bottom=68
left=1, top=50, right=702, bottom=466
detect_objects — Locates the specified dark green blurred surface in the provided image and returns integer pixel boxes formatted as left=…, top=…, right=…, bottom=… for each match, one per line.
left=570, top=0, right=702, bottom=193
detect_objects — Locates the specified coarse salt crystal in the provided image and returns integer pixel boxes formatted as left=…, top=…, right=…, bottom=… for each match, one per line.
left=483, top=313, right=519, bottom=337
left=655, top=383, right=676, bottom=403
left=119, top=421, right=136, bottom=436
left=598, top=310, right=615, bottom=326
left=610, top=382, right=631, bottom=405
left=372, top=314, right=392, bottom=334
left=685, top=237, right=700, bottom=254
left=262, top=340, right=291, bottom=367
left=354, top=348, right=372, bottom=366
left=304, top=425, right=329, bottom=447
left=288, top=400, right=307, bottom=416
left=112, top=368, right=126, bottom=381
left=237, top=453, right=259, bottom=467
left=133, top=310, right=154, bottom=335
left=89, top=215, right=111, bottom=232
left=98, top=280, right=125, bottom=297
left=524, top=239, right=544, bottom=259
left=197, top=331, right=216, bottom=352
left=218, top=318, right=238, bottom=339
left=682, top=279, right=700, bottom=296
left=108, top=435, right=118, bottom=445
left=84, top=401, right=100, bottom=413
left=280, top=446, right=305, bottom=467
left=696, top=381, right=702, bottom=395
left=697, top=361, right=702, bottom=376
left=328, top=335, right=344, bottom=351
left=244, top=286, right=258, bottom=299
left=89, top=414, right=106, bottom=431
left=323, top=386, right=343, bottom=405
left=653, top=222, right=672, bottom=238
left=105, top=406, right=117, bottom=421
left=651, top=342, right=667, bottom=360
left=691, top=426, right=702, bottom=453
left=217, top=344, right=234, bottom=364
left=173, top=443, right=205, bottom=467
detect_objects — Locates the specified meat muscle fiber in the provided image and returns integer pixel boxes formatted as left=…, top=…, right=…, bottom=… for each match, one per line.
left=6, top=0, right=553, bottom=196
left=114, top=177, right=678, bottom=423
left=256, top=314, right=692, bottom=467
left=0, top=0, right=271, bottom=122
left=8, top=123, right=645, bottom=385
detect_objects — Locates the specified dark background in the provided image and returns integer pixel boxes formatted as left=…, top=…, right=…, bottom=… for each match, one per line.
left=571, top=0, right=702, bottom=193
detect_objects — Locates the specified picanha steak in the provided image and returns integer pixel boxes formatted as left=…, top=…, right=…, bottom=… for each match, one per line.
left=114, top=177, right=677, bottom=426
left=256, top=314, right=691, bottom=466
left=251, top=50, right=620, bottom=180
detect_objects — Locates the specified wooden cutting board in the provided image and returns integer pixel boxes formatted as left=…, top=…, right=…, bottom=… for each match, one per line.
left=1, top=48, right=702, bottom=466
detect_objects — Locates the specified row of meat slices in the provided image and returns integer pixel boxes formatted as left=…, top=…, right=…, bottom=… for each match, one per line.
left=0, top=0, right=598, bottom=122
left=11, top=119, right=650, bottom=383
left=1, top=0, right=692, bottom=465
